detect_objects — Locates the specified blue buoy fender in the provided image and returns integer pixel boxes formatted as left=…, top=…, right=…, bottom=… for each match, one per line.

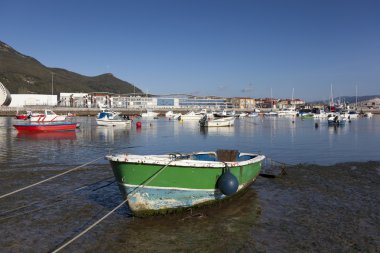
left=217, top=170, right=239, bottom=196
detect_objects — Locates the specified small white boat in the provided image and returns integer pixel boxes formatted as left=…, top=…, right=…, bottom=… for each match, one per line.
left=264, top=111, right=278, bottom=117
left=165, top=111, right=182, bottom=120
left=327, top=114, right=347, bottom=126
left=342, top=111, right=359, bottom=120
left=96, top=111, right=131, bottom=126
left=141, top=110, right=159, bottom=118
left=199, top=115, right=235, bottom=127
left=277, top=107, right=298, bottom=117
left=247, top=112, right=258, bottom=117
left=214, top=109, right=236, bottom=118
left=313, top=109, right=328, bottom=119
left=364, top=112, right=373, bottom=118
left=181, top=111, right=204, bottom=120
left=29, top=109, right=66, bottom=122
left=237, top=112, right=248, bottom=117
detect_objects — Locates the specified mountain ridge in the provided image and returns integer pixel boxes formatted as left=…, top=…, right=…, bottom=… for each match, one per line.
left=0, top=40, right=143, bottom=95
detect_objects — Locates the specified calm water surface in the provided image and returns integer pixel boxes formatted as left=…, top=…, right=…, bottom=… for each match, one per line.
left=0, top=115, right=379, bottom=252
left=0, top=115, right=379, bottom=168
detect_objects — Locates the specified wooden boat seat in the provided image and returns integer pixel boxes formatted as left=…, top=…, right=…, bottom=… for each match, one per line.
left=216, top=149, right=239, bottom=162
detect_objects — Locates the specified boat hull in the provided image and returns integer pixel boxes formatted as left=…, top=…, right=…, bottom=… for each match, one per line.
left=15, top=115, right=29, bottom=120
left=96, top=119, right=131, bottom=126
left=107, top=153, right=265, bottom=216
left=13, top=122, right=78, bottom=132
left=200, top=116, right=235, bottom=127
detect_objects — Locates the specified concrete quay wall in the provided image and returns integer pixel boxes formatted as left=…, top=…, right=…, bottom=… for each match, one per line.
left=1, top=106, right=379, bottom=117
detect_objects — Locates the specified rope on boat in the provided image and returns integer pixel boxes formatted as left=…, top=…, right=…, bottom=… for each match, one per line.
left=127, top=159, right=175, bottom=197
left=51, top=160, right=174, bottom=253
left=260, top=157, right=294, bottom=178
left=0, top=156, right=104, bottom=200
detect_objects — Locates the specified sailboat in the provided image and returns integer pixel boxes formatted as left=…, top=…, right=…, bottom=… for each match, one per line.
left=264, top=88, right=278, bottom=116
left=277, top=88, right=298, bottom=117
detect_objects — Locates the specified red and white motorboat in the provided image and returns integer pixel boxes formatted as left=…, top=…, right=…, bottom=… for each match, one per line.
left=29, top=109, right=66, bottom=122
left=13, top=122, right=78, bottom=132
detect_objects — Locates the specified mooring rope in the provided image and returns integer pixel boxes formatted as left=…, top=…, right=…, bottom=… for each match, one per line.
left=0, top=176, right=115, bottom=217
left=51, top=159, right=175, bottom=253
left=51, top=198, right=129, bottom=253
left=0, top=156, right=104, bottom=200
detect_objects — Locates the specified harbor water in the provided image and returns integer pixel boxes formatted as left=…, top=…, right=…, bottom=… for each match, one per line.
left=0, top=115, right=379, bottom=252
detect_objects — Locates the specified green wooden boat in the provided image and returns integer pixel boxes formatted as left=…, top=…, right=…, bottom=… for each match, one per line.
left=106, top=150, right=265, bottom=216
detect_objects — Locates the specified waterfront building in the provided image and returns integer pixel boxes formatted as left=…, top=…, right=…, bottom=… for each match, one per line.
left=255, top=98, right=278, bottom=109
left=8, top=94, right=56, bottom=107
left=230, top=97, right=256, bottom=109
left=178, top=96, right=231, bottom=109
left=358, top=97, right=380, bottom=109
left=277, top=98, right=305, bottom=109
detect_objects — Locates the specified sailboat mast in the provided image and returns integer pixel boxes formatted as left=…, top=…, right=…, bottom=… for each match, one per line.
left=270, top=87, right=273, bottom=109
left=355, top=85, right=358, bottom=109
left=291, top=87, right=294, bottom=106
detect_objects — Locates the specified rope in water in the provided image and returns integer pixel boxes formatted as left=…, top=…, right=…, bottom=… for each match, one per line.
left=51, top=160, right=174, bottom=253
left=0, top=156, right=104, bottom=200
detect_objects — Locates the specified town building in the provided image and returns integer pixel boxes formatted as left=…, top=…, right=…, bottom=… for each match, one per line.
left=8, top=94, right=57, bottom=107
left=358, top=97, right=380, bottom=109
left=230, top=97, right=256, bottom=109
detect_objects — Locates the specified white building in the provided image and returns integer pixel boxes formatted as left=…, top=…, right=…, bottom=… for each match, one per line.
left=358, top=97, right=380, bottom=109
left=8, top=94, right=57, bottom=107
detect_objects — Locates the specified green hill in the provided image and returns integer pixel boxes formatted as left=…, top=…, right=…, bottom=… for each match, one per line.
left=0, top=40, right=143, bottom=95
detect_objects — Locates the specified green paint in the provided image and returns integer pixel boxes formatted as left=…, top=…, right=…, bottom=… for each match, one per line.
left=110, top=161, right=262, bottom=190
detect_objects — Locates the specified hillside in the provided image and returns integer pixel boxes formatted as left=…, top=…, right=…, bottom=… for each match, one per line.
left=0, top=40, right=143, bottom=95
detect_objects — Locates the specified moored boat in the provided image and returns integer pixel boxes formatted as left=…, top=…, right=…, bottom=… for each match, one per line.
left=106, top=150, right=265, bottom=216
left=141, top=110, right=159, bottom=118
left=199, top=115, right=235, bottom=127
left=327, top=114, right=347, bottom=126
left=96, top=111, right=131, bottom=126
left=180, top=111, right=204, bottom=120
left=13, top=122, right=78, bottom=132
left=165, top=111, right=182, bottom=120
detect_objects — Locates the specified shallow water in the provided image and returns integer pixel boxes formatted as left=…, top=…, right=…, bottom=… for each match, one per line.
left=0, top=115, right=379, bottom=252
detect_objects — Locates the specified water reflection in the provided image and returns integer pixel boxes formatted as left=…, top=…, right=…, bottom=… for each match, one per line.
left=199, top=126, right=235, bottom=137
left=96, top=125, right=131, bottom=144
left=0, top=115, right=379, bottom=166
left=16, top=131, right=77, bottom=140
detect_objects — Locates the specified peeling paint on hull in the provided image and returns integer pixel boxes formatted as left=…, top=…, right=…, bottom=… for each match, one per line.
left=119, top=181, right=255, bottom=216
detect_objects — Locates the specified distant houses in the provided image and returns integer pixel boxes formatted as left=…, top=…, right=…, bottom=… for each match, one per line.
left=357, top=97, right=380, bottom=109
left=5, top=90, right=308, bottom=110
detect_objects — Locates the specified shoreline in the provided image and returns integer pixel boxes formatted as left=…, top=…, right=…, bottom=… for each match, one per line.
left=0, top=106, right=379, bottom=117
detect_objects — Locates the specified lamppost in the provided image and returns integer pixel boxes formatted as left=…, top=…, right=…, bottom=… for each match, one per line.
left=51, top=72, right=54, bottom=95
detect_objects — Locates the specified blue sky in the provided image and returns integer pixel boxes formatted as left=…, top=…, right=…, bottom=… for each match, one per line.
left=1, top=0, right=379, bottom=101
